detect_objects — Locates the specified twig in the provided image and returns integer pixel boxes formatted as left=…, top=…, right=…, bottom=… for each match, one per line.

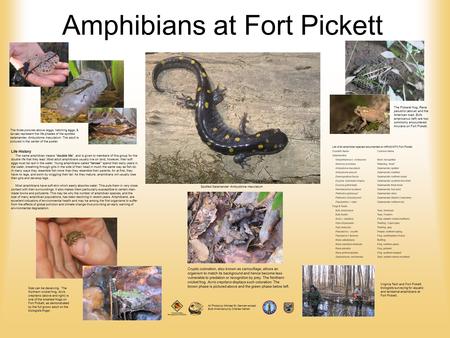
left=345, top=41, right=358, bottom=73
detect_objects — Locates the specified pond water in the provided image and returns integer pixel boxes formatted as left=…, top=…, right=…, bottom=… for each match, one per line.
left=303, top=300, right=375, bottom=317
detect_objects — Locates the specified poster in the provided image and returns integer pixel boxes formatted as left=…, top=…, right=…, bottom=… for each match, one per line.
left=1, top=0, right=450, bottom=337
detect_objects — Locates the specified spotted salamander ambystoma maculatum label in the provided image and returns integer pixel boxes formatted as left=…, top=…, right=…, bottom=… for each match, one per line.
left=152, top=56, right=288, bottom=167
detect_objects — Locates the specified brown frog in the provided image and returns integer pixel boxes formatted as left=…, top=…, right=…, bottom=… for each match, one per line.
left=354, top=105, right=386, bottom=130
left=64, top=231, right=86, bottom=246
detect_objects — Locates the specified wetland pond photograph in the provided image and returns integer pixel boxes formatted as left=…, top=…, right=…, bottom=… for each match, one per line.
left=302, top=265, right=375, bottom=317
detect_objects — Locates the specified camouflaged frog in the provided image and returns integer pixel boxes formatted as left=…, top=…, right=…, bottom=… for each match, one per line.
left=64, top=231, right=86, bottom=246
left=354, top=105, right=386, bottom=130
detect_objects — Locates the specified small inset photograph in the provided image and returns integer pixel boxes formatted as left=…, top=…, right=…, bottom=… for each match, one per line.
left=346, top=41, right=424, bottom=101
left=9, top=42, right=69, bottom=87
left=83, top=266, right=161, bottom=320
left=330, top=94, right=389, bottom=134
left=188, top=192, right=283, bottom=263
left=36, top=218, right=117, bottom=279
left=41, top=60, right=124, bottom=123
left=146, top=53, right=320, bottom=184
left=302, top=265, right=375, bottom=317
left=88, top=108, right=137, bottom=144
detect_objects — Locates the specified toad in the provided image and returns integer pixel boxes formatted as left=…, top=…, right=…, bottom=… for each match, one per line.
left=354, top=105, right=386, bottom=130
left=64, top=231, right=86, bottom=246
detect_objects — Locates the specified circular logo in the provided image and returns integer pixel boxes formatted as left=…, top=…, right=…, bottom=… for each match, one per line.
left=188, top=302, right=203, bottom=315
left=262, top=300, right=277, bottom=315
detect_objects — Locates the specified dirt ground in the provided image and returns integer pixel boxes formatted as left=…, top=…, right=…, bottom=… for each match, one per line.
left=145, top=53, right=320, bottom=184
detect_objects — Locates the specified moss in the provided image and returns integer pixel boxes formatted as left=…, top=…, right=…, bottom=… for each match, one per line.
left=112, top=289, right=142, bottom=299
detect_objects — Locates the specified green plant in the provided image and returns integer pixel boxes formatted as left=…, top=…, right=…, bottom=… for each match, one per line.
left=68, top=60, right=79, bottom=78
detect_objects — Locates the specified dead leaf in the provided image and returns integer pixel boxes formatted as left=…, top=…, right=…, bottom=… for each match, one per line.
left=259, top=209, right=280, bottom=244
left=266, top=247, right=283, bottom=264
left=234, top=192, right=258, bottom=206
left=189, top=239, right=209, bottom=262
left=189, top=195, right=217, bottom=239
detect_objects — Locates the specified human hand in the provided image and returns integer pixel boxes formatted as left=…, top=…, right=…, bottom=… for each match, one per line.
left=36, top=218, right=117, bottom=278
left=36, top=219, right=82, bottom=278
left=10, top=42, right=69, bottom=87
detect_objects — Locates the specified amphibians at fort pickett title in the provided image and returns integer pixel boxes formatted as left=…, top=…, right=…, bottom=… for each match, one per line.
left=64, top=231, right=86, bottom=246
left=152, top=56, right=289, bottom=167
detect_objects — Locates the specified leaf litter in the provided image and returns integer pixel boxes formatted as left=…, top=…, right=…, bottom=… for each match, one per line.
left=187, top=192, right=283, bottom=263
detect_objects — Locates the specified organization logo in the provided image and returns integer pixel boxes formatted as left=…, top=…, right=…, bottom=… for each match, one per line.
left=188, top=302, right=203, bottom=315
left=171, top=300, right=183, bottom=312
left=262, top=300, right=277, bottom=315
left=168, top=300, right=186, bottom=316
left=283, top=302, right=294, bottom=313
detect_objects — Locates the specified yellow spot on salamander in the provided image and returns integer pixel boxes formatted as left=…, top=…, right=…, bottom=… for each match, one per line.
left=228, top=148, right=234, bottom=153
left=256, top=133, right=261, bottom=138
left=205, top=102, right=209, bottom=109
left=160, top=60, right=165, bottom=65
left=212, top=127, right=218, bottom=132
left=195, top=102, right=199, bottom=107
left=265, top=138, right=270, bottom=143
left=207, top=89, right=211, bottom=94
left=234, top=137, right=240, bottom=142
left=258, top=144, right=264, bottom=150
left=201, top=72, right=207, bottom=78
left=191, top=59, right=196, bottom=64
left=224, top=134, right=230, bottom=139
left=207, top=142, right=212, bottom=146
left=273, top=144, right=278, bottom=149
left=197, top=87, right=202, bottom=92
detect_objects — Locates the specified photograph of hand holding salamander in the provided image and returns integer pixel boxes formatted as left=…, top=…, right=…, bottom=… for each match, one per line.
left=145, top=53, right=320, bottom=184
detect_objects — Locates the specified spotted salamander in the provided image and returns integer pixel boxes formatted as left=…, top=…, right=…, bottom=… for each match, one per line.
left=152, top=56, right=289, bottom=166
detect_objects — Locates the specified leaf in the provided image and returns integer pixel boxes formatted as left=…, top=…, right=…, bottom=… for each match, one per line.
left=407, top=81, right=424, bottom=91
left=189, top=239, right=209, bottom=262
left=399, top=59, right=413, bottom=73
left=235, top=192, right=258, bottom=205
left=69, top=60, right=79, bottom=78
left=111, top=60, right=124, bottom=97
left=259, top=209, right=280, bottom=244
left=346, top=76, right=356, bottom=85
left=406, top=43, right=413, bottom=54
left=381, top=51, right=397, bottom=59
left=272, top=192, right=283, bottom=213
left=257, top=192, right=270, bottom=203
left=387, top=86, right=403, bottom=101
left=409, top=40, right=424, bottom=50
